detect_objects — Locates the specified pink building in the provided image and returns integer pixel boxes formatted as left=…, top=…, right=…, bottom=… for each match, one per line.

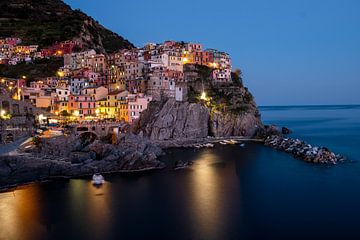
left=127, top=93, right=152, bottom=123
left=68, top=94, right=96, bottom=118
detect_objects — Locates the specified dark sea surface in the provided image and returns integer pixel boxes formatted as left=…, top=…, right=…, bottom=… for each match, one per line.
left=1, top=105, right=360, bottom=240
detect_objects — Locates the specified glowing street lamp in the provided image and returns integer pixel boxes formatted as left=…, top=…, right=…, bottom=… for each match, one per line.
left=0, top=110, right=6, bottom=117
left=22, top=75, right=27, bottom=79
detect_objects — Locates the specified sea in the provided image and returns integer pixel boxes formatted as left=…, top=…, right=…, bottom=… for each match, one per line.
left=0, top=105, right=360, bottom=240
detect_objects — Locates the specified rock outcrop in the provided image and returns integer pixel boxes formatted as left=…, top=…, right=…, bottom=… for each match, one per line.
left=264, top=135, right=345, bottom=164
left=135, top=98, right=262, bottom=141
left=0, top=133, right=164, bottom=188
left=135, top=99, right=210, bottom=141
left=210, top=110, right=262, bottom=137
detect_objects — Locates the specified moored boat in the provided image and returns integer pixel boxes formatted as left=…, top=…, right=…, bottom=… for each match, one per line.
left=92, top=174, right=105, bottom=185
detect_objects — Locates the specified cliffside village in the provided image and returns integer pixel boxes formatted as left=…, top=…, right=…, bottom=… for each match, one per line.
left=0, top=38, right=232, bottom=123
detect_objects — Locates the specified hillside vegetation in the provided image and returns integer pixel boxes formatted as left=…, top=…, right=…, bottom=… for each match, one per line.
left=0, top=0, right=133, bottom=53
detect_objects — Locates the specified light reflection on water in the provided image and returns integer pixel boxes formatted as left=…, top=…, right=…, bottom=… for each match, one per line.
left=190, top=150, right=222, bottom=239
left=0, top=185, right=45, bottom=239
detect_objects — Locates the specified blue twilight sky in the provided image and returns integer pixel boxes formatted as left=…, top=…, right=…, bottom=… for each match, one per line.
left=64, top=0, right=360, bottom=106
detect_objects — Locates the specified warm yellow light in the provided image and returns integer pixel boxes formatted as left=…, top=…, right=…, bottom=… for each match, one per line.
left=1, top=79, right=5, bottom=83
left=200, top=91, right=206, bottom=100
left=8, top=86, right=13, bottom=90
left=95, top=109, right=100, bottom=114
left=74, top=110, right=79, bottom=116
left=116, top=86, right=120, bottom=89
left=182, top=57, right=189, bottom=64
left=57, top=50, right=63, bottom=55
left=55, top=111, right=59, bottom=116
left=0, top=110, right=6, bottom=116
left=22, top=75, right=26, bottom=79
left=57, top=71, right=65, bottom=77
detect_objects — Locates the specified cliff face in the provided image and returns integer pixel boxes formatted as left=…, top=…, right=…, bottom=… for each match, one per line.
left=136, top=100, right=210, bottom=141
left=0, top=0, right=133, bottom=52
left=211, top=109, right=262, bottom=137
left=135, top=86, right=263, bottom=141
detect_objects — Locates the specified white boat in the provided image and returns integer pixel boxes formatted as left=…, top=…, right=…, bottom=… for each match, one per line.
left=92, top=174, right=105, bottom=185
left=223, top=140, right=236, bottom=145
left=205, top=143, right=214, bottom=148
left=219, top=141, right=227, bottom=145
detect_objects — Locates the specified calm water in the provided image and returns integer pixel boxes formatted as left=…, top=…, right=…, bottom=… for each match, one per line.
left=1, top=105, right=360, bottom=240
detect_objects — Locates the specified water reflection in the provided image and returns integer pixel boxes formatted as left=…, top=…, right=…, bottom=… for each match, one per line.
left=0, top=185, right=45, bottom=239
left=189, top=150, right=224, bottom=239
left=68, top=180, right=112, bottom=239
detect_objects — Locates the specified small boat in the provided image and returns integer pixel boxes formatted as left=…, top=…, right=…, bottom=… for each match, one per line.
left=223, top=140, right=236, bottom=145
left=219, top=141, right=227, bottom=145
left=92, top=174, right=105, bottom=185
left=230, top=139, right=239, bottom=144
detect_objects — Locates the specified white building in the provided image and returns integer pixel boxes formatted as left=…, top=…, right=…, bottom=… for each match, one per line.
left=56, top=87, right=70, bottom=101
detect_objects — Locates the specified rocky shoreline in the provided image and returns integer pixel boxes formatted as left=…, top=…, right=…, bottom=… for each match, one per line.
left=0, top=132, right=346, bottom=189
left=0, top=133, right=165, bottom=189
left=264, top=135, right=345, bottom=164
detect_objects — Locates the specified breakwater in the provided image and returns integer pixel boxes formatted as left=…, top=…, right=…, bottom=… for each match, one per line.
left=264, top=135, right=345, bottom=164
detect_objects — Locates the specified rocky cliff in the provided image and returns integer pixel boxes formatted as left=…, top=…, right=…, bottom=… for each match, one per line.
left=135, top=75, right=263, bottom=141
left=136, top=99, right=210, bottom=141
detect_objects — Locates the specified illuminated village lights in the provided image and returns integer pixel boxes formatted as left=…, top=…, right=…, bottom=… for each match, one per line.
left=57, top=71, right=65, bottom=77
left=182, top=57, right=189, bottom=64
left=200, top=91, right=207, bottom=100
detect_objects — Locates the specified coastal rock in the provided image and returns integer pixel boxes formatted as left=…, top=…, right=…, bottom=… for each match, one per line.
left=135, top=98, right=263, bottom=141
left=264, top=135, right=344, bottom=164
left=136, top=99, right=210, bottom=141
left=211, top=110, right=262, bottom=137
left=0, top=133, right=165, bottom=188
left=282, top=127, right=292, bottom=135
